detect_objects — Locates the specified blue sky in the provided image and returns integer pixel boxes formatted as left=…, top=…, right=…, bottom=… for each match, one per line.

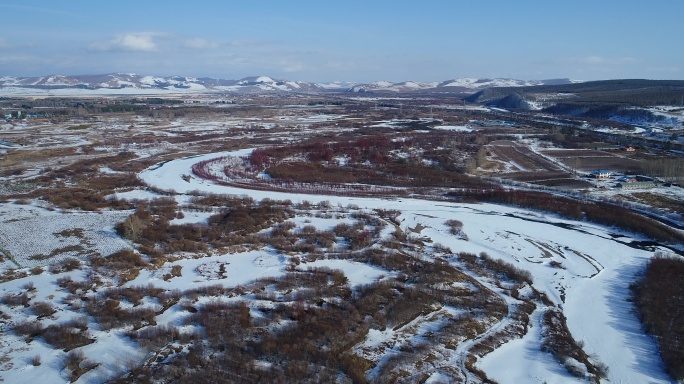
left=0, top=1, right=682, bottom=82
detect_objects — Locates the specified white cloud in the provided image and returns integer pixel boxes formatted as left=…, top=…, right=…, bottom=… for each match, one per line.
left=89, top=32, right=161, bottom=52
left=87, top=32, right=270, bottom=57
left=115, top=33, right=156, bottom=51
left=0, top=37, right=9, bottom=49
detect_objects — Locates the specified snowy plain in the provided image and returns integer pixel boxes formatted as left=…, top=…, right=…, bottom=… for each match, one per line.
left=137, top=150, right=676, bottom=384
left=0, top=146, right=676, bottom=383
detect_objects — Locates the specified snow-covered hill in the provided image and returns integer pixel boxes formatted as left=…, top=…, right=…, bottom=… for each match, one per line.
left=0, top=73, right=337, bottom=94
left=347, top=78, right=578, bottom=93
left=0, top=73, right=579, bottom=95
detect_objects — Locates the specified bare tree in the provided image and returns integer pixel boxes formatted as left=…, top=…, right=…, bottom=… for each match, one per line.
left=122, top=215, right=145, bottom=241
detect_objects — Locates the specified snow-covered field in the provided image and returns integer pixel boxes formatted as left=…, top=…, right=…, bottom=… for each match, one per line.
left=433, top=124, right=475, bottom=132
left=137, top=150, right=675, bottom=383
left=0, top=204, right=130, bottom=270
left=125, top=250, right=290, bottom=290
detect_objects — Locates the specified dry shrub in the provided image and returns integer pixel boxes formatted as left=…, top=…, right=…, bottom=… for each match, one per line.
left=65, top=349, right=84, bottom=372
left=130, top=324, right=197, bottom=349
left=85, top=298, right=158, bottom=331
left=48, top=258, right=81, bottom=274
left=13, top=320, right=45, bottom=338
left=473, top=252, right=534, bottom=286
left=445, top=219, right=463, bottom=234
left=120, top=214, right=147, bottom=242
left=540, top=308, right=605, bottom=382
left=186, top=300, right=251, bottom=348
left=32, top=301, right=56, bottom=317
left=104, top=284, right=167, bottom=306
left=64, top=349, right=99, bottom=382
left=56, top=276, right=91, bottom=294
left=149, top=197, right=179, bottom=221
left=91, top=249, right=148, bottom=283
left=171, top=265, right=182, bottom=277
left=42, top=323, right=94, bottom=351
left=1, top=292, right=30, bottom=307
left=37, top=188, right=108, bottom=211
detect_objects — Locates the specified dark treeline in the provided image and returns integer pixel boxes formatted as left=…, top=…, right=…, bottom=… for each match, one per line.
left=249, top=133, right=497, bottom=189
left=266, top=161, right=493, bottom=189
left=630, top=255, right=684, bottom=381
left=449, top=189, right=684, bottom=245
left=469, top=79, right=684, bottom=107
left=642, top=158, right=684, bottom=179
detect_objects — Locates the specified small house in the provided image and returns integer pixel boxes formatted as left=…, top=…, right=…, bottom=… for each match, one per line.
left=617, top=176, right=638, bottom=183
left=616, top=175, right=657, bottom=189
left=591, top=170, right=612, bottom=179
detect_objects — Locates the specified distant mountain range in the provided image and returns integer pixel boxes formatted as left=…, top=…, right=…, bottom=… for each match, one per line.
left=0, top=73, right=580, bottom=95
left=346, top=78, right=581, bottom=93
left=466, top=79, right=684, bottom=109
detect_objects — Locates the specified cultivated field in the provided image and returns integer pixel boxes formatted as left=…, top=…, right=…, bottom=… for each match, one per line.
left=540, top=148, right=644, bottom=174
